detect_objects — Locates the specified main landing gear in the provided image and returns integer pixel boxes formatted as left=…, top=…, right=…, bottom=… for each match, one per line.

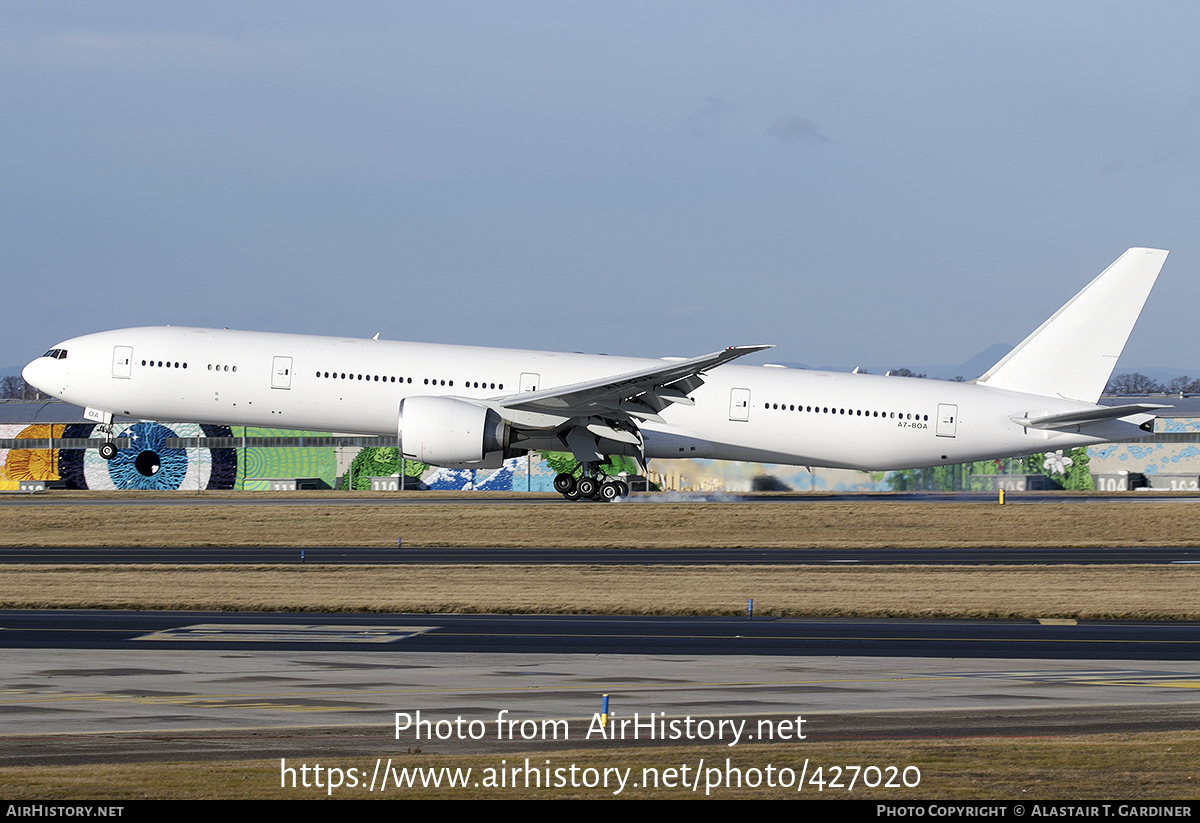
left=553, top=465, right=629, bottom=502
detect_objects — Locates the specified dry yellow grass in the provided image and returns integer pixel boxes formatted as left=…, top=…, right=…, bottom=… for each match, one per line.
left=4, top=496, right=1199, bottom=616
left=1, top=563, right=1197, bottom=618
left=3, top=498, right=1200, bottom=548
left=2, top=732, right=1197, bottom=799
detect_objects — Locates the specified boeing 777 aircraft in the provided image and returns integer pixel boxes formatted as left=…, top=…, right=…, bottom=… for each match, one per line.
left=23, top=248, right=1169, bottom=500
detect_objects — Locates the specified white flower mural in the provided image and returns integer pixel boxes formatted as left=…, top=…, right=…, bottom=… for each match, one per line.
left=1043, top=450, right=1074, bottom=475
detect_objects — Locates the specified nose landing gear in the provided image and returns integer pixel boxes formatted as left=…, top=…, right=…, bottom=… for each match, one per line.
left=94, top=422, right=119, bottom=461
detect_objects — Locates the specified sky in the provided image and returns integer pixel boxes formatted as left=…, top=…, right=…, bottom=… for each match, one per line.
left=3, top=2, right=1199, bottom=375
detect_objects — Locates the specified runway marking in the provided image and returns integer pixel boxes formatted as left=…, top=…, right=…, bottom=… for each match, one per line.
left=134, top=623, right=437, bottom=643
left=1038, top=618, right=1078, bottom=625
left=930, top=669, right=1200, bottom=689
left=428, top=631, right=1200, bottom=645
left=1088, top=677, right=1200, bottom=689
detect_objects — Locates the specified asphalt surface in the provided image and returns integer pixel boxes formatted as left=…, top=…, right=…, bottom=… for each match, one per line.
left=3, top=491, right=1198, bottom=774
left=4, top=613, right=1199, bottom=766
left=4, top=610, right=1200, bottom=660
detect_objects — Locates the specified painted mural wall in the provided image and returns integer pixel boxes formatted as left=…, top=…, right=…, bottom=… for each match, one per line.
left=1086, top=417, right=1200, bottom=490
left=0, top=424, right=64, bottom=490
left=1, top=422, right=573, bottom=491
left=3, top=419, right=1198, bottom=492
left=234, top=428, right=337, bottom=491
left=1, top=422, right=237, bottom=491
left=343, top=446, right=572, bottom=492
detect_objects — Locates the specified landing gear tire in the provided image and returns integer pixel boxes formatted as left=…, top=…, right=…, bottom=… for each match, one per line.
left=599, top=482, right=620, bottom=502
left=563, top=486, right=582, bottom=501
left=577, top=477, right=599, bottom=498
left=613, top=480, right=629, bottom=499
left=553, top=473, right=577, bottom=495
left=99, top=442, right=118, bottom=461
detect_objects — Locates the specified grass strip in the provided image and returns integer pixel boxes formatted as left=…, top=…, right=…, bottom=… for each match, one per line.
left=3, top=500, right=1200, bottom=548
left=2, top=732, right=1198, bottom=799
left=1, top=563, right=1197, bottom=618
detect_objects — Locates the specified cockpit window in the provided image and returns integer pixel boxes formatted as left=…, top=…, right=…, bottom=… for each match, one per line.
left=42, top=349, right=67, bottom=359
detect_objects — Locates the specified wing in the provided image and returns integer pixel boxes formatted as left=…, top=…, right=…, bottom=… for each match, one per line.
left=494, top=345, right=773, bottom=421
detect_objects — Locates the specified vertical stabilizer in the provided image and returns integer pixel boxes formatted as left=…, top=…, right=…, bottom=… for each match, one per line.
left=976, top=248, right=1168, bottom=403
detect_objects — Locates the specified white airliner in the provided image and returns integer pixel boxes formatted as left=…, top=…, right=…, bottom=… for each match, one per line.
left=23, top=248, right=1169, bottom=499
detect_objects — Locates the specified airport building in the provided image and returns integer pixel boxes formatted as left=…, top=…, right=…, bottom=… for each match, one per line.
left=2, top=397, right=1198, bottom=493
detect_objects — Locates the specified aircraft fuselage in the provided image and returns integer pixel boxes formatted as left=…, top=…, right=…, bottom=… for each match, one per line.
left=22, top=325, right=1145, bottom=472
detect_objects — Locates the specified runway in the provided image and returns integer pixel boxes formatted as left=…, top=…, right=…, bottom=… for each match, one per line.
left=3, top=610, right=1200, bottom=766
left=4, top=610, right=1200, bottom=660
left=3, top=493, right=1198, bottom=786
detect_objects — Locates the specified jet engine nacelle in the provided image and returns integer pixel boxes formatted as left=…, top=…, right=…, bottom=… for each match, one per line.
left=398, top=396, right=508, bottom=465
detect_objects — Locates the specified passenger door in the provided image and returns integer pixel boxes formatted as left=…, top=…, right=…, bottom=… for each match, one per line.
left=271, top=356, right=293, bottom=389
left=729, top=388, right=751, bottom=421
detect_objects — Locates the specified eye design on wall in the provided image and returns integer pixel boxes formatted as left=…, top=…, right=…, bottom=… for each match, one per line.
left=102, top=422, right=187, bottom=490
left=59, top=423, right=236, bottom=490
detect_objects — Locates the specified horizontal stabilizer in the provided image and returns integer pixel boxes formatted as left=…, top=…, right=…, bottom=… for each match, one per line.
left=1011, top=403, right=1169, bottom=430
left=977, top=248, right=1168, bottom=403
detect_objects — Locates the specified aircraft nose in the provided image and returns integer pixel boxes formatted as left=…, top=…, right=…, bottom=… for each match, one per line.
left=22, top=357, right=46, bottom=393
